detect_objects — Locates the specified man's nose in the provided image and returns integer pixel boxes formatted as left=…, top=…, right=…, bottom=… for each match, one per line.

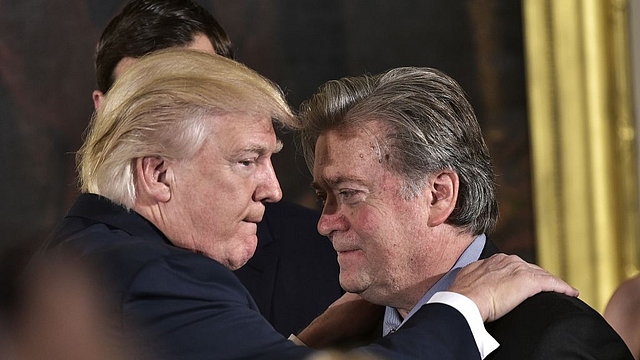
left=317, top=203, right=348, bottom=237
left=255, top=161, right=282, bottom=203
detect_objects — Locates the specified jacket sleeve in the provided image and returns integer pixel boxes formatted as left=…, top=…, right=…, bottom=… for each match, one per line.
left=360, top=302, right=481, bottom=360
left=535, top=311, right=634, bottom=359
left=123, top=253, right=313, bottom=360
left=485, top=292, right=634, bottom=360
left=123, top=252, right=482, bottom=360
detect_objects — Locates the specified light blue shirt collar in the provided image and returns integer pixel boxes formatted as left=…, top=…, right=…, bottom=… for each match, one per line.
left=382, top=234, right=486, bottom=336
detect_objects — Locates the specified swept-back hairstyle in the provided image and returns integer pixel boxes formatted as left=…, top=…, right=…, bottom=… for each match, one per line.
left=298, top=67, right=498, bottom=235
left=95, top=0, right=234, bottom=93
left=79, top=49, right=293, bottom=208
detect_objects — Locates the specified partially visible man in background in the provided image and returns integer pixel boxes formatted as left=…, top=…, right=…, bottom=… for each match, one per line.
left=91, top=0, right=343, bottom=336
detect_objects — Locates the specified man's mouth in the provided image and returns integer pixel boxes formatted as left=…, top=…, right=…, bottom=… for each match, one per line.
left=336, top=248, right=360, bottom=255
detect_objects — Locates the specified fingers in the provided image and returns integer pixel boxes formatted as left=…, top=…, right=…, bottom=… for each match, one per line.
left=534, top=270, right=579, bottom=297
left=505, top=257, right=578, bottom=297
left=450, top=254, right=578, bottom=322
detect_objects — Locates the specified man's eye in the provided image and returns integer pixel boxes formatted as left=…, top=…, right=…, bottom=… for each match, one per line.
left=338, top=189, right=357, bottom=199
left=338, top=189, right=364, bottom=205
left=239, top=159, right=256, bottom=167
left=315, top=193, right=327, bottom=205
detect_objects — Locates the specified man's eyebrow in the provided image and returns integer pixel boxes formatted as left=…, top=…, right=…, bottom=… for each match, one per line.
left=237, top=139, right=283, bottom=156
left=311, top=175, right=364, bottom=190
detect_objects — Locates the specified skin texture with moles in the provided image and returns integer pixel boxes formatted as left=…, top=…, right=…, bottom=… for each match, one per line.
left=312, top=121, right=474, bottom=316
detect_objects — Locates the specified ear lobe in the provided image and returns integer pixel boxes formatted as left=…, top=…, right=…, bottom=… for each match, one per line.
left=92, top=90, right=105, bottom=111
left=136, top=156, right=172, bottom=203
left=427, top=170, right=459, bottom=227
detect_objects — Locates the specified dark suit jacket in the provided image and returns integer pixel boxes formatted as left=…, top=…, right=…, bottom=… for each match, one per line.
left=479, top=241, right=634, bottom=359
left=234, top=200, right=343, bottom=336
left=40, top=194, right=483, bottom=360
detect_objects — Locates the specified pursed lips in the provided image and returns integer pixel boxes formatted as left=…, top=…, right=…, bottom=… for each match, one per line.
left=337, top=249, right=360, bottom=254
left=239, top=218, right=260, bottom=236
left=335, top=247, right=363, bottom=267
left=243, top=207, right=265, bottom=224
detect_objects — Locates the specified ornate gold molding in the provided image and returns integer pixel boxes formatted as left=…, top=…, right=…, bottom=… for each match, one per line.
left=523, top=0, right=639, bottom=311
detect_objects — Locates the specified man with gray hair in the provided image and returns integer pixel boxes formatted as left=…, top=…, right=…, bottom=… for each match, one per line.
left=299, top=66, right=633, bottom=359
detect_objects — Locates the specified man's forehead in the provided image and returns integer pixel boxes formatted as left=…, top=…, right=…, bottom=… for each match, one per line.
left=315, top=124, right=387, bottom=159
left=313, top=126, right=390, bottom=182
left=210, top=113, right=280, bottom=150
left=112, top=57, right=138, bottom=80
left=188, top=33, right=216, bottom=55
left=319, top=119, right=389, bottom=144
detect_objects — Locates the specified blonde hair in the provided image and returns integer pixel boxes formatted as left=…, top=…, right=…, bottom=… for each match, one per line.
left=78, top=48, right=294, bottom=208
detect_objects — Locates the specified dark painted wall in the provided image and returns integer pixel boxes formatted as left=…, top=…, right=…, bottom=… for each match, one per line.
left=0, top=0, right=535, bottom=262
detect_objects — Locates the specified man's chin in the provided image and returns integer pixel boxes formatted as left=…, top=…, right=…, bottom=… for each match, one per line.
left=228, top=235, right=258, bottom=270
left=223, top=254, right=252, bottom=271
left=227, top=262, right=247, bottom=271
left=339, top=275, right=366, bottom=294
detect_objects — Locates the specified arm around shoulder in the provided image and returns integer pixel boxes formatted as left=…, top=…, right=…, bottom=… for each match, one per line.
left=122, top=253, right=313, bottom=360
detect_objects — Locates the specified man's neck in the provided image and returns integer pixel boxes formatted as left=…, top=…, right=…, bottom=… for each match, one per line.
left=382, top=233, right=486, bottom=336
left=401, top=230, right=478, bottom=313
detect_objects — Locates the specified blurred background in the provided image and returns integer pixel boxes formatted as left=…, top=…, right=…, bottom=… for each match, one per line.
left=0, top=0, right=638, bottom=311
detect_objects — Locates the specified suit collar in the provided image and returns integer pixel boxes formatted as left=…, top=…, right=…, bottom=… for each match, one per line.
left=479, top=237, right=500, bottom=259
left=68, top=193, right=171, bottom=245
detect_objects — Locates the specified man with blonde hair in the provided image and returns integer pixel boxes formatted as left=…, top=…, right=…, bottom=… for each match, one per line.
left=91, top=0, right=343, bottom=337
left=42, top=50, right=577, bottom=359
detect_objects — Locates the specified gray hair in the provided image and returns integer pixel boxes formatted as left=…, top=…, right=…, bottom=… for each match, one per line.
left=298, top=67, right=497, bottom=235
left=78, top=49, right=294, bottom=208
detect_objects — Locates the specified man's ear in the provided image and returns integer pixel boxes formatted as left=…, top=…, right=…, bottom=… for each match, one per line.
left=427, top=170, right=459, bottom=227
left=92, top=90, right=105, bottom=111
left=135, top=156, right=172, bottom=203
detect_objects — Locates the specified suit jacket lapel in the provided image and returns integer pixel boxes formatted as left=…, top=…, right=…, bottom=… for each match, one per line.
left=67, top=193, right=171, bottom=245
